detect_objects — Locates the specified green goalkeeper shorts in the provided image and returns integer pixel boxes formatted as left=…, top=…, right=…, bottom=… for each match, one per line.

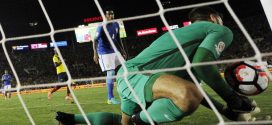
left=117, top=66, right=165, bottom=106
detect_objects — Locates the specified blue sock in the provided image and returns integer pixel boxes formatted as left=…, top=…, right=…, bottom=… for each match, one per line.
left=106, top=70, right=115, bottom=100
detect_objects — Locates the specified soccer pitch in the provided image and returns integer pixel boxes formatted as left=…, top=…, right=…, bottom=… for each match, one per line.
left=0, top=84, right=271, bottom=125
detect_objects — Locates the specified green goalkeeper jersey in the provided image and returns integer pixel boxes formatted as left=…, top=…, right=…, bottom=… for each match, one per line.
left=117, top=21, right=233, bottom=115
left=126, top=21, right=233, bottom=72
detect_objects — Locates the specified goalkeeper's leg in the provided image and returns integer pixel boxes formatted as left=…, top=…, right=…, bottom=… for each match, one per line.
left=131, top=74, right=203, bottom=124
left=55, top=111, right=122, bottom=125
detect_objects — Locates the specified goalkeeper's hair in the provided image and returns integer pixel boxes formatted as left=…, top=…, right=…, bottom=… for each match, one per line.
left=188, top=6, right=222, bottom=23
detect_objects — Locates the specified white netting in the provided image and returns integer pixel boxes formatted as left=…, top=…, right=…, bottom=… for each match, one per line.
left=0, top=0, right=271, bottom=125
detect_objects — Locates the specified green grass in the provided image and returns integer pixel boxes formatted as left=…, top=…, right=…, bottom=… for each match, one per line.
left=0, top=84, right=271, bottom=125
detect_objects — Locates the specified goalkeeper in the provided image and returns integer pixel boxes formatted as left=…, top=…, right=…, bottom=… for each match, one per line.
left=116, top=6, right=257, bottom=124
left=56, top=7, right=257, bottom=125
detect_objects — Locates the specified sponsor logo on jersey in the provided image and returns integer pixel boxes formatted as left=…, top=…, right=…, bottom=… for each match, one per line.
left=215, top=41, right=225, bottom=55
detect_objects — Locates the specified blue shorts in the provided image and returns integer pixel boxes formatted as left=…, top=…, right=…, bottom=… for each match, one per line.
left=58, top=72, right=68, bottom=82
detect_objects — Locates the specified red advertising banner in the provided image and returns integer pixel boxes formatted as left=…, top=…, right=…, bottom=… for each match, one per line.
left=83, top=16, right=103, bottom=23
left=137, top=28, right=158, bottom=36
left=162, top=25, right=179, bottom=31
left=183, top=21, right=191, bottom=26
left=31, top=43, right=48, bottom=49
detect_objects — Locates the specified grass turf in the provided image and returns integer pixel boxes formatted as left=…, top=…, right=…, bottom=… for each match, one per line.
left=0, top=84, right=271, bottom=125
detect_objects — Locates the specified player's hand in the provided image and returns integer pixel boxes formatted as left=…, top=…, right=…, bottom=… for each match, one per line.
left=236, top=106, right=261, bottom=121
left=93, top=54, right=99, bottom=64
left=227, top=93, right=256, bottom=113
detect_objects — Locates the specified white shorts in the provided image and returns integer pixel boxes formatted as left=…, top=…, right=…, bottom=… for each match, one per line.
left=3, top=85, right=11, bottom=94
left=99, top=53, right=121, bottom=72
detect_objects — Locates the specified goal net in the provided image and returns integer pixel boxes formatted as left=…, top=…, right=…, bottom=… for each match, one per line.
left=0, top=0, right=271, bottom=125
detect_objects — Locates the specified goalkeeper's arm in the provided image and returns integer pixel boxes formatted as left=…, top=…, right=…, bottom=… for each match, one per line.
left=192, top=47, right=234, bottom=102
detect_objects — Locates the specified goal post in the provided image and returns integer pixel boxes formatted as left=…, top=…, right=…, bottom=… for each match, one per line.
left=260, top=0, right=272, bottom=31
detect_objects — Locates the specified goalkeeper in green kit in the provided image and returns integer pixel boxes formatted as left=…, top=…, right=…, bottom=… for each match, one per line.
left=56, top=6, right=257, bottom=125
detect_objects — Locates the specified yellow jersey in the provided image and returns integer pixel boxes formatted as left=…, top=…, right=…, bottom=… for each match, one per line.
left=53, top=54, right=66, bottom=74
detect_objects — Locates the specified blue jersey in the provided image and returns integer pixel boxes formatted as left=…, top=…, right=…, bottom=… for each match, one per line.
left=2, top=74, right=12, bottom=86
left=95, top=22, right=120, bottom=54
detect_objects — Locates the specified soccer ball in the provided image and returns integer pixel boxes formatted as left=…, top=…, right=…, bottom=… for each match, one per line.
left=224, top=61, right=269, bottom=96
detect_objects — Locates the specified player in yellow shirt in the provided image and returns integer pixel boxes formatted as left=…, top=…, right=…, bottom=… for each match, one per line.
left=48, top=49, right=73, bottom=101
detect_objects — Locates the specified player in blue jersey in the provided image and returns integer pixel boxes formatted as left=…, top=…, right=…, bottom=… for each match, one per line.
left=92, top=9, right=124, bottom=104
left=1, top=70, right=12, bottom=99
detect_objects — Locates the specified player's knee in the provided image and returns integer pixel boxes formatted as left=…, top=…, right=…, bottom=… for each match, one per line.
left=106, top=70, right=115, bottom=84
left=172, top=85, right=202, bottom=114
left=107, top=70, right=115, bottom=76
left=187, top=85, right=203, bottom=113
left=189, top=84, right=203, bottom=102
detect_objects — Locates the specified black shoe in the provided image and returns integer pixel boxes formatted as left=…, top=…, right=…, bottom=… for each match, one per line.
left=55, top=111, right=75, bottom=125
left=223, top=107, right=242, bottom=121
left=131, top=113, right=154, bottom=125
left=223, top=106, right=260, bottom=121
left=227, top=93, right=256, bottom=113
